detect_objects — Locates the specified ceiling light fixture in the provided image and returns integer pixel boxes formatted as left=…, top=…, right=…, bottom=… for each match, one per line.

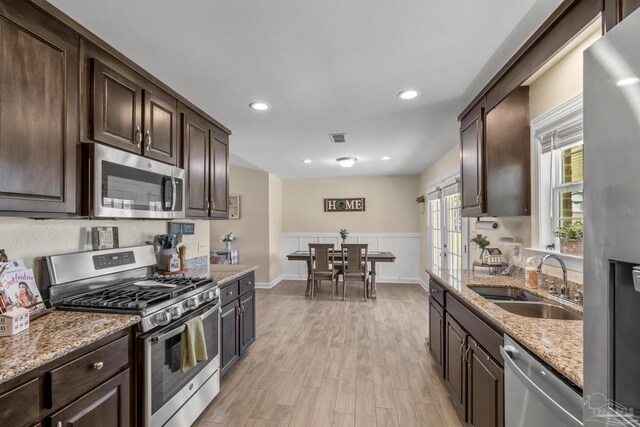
left=336, top=157, right=357, bottom=168
left=302, top=159, right=312, bottom=164
left=397, top=90, right=419, bottom=100
left=616, top=77, right=640, bottom=87
left=249, top=101, right=270, bottom=111
left=381, top=156, right=390, bottom=160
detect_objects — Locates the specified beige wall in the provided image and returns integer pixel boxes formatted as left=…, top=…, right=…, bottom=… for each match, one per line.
left=0, top=218, right=210, bottom=281
left=419, top=146, right=460, bottom=282
left=268, top=174, right=283, bottom=281
left=282, top=176, right=420, bottom=233
left=529, top=26, right=600, bottom=118
left=210, top=165, right=272, bottom=283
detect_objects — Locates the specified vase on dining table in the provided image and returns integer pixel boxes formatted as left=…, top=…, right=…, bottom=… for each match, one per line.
left=226, top=242, right=231, bottom=251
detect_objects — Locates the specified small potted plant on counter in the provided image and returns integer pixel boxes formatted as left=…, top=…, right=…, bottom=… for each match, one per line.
left=554, top=221, right=583, bottom=256
left=471, top=234, right=490, bottom=262
left=339, top=229, right=349, bottom=244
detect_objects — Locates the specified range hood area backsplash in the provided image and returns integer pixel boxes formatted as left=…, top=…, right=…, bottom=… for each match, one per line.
left=0, top=217, right=211, bottom=281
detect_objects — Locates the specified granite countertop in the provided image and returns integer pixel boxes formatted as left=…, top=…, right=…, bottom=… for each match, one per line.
left=0, top=311, right=139, bottom=386
left=426, top=267, right=583, bottom=389
left=186, top=264, right=259, bottom=286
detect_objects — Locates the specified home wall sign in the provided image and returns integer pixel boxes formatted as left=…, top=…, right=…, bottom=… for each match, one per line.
left=324, top=198, right=366, bottom=212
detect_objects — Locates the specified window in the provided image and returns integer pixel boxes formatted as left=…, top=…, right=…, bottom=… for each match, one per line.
left=533, top=95, right=583, bottom=253
left=428, top=176, right=467, bottom=271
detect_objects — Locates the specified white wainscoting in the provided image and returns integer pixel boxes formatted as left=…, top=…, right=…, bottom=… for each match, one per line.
left=281, top=232, right=422, bottom=284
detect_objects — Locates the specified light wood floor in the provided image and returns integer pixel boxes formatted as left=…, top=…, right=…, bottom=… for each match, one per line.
left=193, top=280, right=464, bottom=427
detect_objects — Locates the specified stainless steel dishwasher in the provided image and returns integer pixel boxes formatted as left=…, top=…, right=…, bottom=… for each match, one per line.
left=501, top=335, right=583, bottom=427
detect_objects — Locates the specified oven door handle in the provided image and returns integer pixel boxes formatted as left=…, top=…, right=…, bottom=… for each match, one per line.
left=150, top=302, right=220, bottom=343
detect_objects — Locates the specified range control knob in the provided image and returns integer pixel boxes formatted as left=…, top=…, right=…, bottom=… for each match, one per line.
left=202, top=290, right=215, bottom=302
left=186, top=297, right=199, bottom=310
left=169, top=305, right=184, bottom=319
left=154, top=310, right=171, bottom=326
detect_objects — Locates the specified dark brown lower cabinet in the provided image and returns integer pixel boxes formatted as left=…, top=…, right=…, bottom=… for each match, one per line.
left=428, top=277, right=505, bottom=427
left=467, top=337, right=504, bottom=427
left=428, top=297, right=444, bottom=375
left=220, top=272, right=256, bottom=377
left=445, top=314, right=468, bottom=419
left=0, top=330, right=132, bottom=427
left=47, top=369, right=130, bottom=427
left=240, top=290, right=256, bottom=354
left=220, top=300, right=240, bottom=375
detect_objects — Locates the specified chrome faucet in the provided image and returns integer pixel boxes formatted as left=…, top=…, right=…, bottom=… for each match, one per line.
left=537, top=254, right=569, bottom=299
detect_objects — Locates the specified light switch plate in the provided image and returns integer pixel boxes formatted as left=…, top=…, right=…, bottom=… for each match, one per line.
left=198, top=242, right=207, bottom=252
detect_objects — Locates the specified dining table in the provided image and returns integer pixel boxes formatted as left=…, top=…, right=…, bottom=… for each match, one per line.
left=286, top=250, right=396, bottom=299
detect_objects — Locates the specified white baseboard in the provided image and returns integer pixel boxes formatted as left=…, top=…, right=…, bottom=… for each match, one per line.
left=418, top=280, right=429, bottom=292
left=255, top=276, right=284, bottom=289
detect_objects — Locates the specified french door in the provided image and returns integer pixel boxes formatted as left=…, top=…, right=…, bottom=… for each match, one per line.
left=428, top=179, right=468, bottom=271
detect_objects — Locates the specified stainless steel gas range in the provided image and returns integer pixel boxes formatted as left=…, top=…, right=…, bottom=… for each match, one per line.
left=41, top=245, right=221, bottom=427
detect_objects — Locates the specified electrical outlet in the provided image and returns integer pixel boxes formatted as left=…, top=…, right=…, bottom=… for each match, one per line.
left=198, top=242, right=207, bottom=252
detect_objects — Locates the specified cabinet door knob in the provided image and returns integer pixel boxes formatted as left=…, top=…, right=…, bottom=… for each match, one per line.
left=135, top=125, right=142, bottom=148
left=145, top=129, right=152, bottom=151
left=56, top=422, right=62, bottom=427
left=92, top=361, right=104, bottom=370
left=227, top=290, right=233, bottom=296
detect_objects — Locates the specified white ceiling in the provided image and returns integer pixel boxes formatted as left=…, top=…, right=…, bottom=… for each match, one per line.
left=49, top=0, right=560, bottom=178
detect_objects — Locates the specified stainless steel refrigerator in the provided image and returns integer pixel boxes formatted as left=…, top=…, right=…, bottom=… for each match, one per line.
left=584, top=7, right=640, bottom=426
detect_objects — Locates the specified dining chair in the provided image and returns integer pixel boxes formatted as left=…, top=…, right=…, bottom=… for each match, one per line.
left=308, top=243, right=339, bottom=299
left=339, top=243, right=369, bottom=301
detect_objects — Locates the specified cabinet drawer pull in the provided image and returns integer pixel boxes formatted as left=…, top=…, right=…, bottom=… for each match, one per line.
left=92, top=361, right=104, bottom=370
left=56, top=422, right=62, bottom=427
left=206, top=199, right=210, bottom=211
left=135, top=125, right=142, bottom=148
left=145, top=129, right=152, bottom=151
left=227, top=290, right=233, bottom=296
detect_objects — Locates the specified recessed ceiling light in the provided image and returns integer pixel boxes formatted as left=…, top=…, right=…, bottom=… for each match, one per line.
left=249, top=101, right=270, bottom=111
left=397, top=90, right=419, bottom=100
left=336, top=157, right=357, bottom=168
left=381, top=156, right=391, bottom=160
left=616, top=77, right=640, bottom=87
left=302, top=159, right=312, bottom=164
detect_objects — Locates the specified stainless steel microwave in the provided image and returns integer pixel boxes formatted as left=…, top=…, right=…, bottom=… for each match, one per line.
left=84, top=143, right=185, bottom=219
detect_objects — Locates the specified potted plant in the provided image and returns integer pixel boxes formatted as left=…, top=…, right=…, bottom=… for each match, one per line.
left=471, top=234, right=490, bottom=262
left=339, top=229, right=349, bottom=244
left=553, top=221, right=583, bottom=256
left=220, top=232, right=236, bottom=250
left=416, top=195, right=425, bottom=213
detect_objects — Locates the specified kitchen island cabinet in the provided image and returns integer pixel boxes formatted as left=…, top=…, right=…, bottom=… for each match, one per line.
left=0, top=312, right=138, bottom=427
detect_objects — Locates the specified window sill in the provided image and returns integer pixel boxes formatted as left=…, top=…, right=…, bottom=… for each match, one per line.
left=525, top=247, right=583, bottom=272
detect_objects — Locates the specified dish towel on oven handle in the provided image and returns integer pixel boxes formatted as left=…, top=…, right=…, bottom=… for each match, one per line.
left=180, top=316, right=208, bottom=372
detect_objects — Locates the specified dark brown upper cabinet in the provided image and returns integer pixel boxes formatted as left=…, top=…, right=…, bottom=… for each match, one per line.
left=211, top=131, right=229, bottom=218
left=460, top=100, right=486, bottom=217
left=460, top=87, right=530, bottom=218
left=89, top=57, right=178, bottom=165
left=0, top=1, right=78, bottom=214
left=143, top=89, right=178, bottom=165
left=181, top=105, right=229, bottom=219
left=485, top=86, right=530, bottom=217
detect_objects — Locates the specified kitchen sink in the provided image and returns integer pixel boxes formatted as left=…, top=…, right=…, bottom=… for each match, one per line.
left=469, top=286, right=543, bottom=302
left=494, top=301, right=583, bottom=320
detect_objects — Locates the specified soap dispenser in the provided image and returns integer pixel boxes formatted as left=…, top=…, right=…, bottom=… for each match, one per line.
left=525, top=257, right=538, bottom=288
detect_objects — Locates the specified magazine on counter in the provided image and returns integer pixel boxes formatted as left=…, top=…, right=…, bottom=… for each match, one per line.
left=0, top=268, right=47, bottom=318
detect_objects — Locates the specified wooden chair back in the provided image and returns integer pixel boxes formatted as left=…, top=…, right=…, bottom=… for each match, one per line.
left=341, top=244, right=368, bottom=274
left=308, top=243, right=335, bottom=272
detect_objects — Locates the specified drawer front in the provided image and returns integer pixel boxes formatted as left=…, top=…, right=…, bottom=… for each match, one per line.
left=445, top=294, right=503, bottom=363
left=0, top=378, right=39, bottom=426
left=220, top=282, right=240, bottom=306
left=48, top=335, right=129, bottom=409
left=429, top=279, right=445, bottom=306
left=239, top=275, right=254, bottom=296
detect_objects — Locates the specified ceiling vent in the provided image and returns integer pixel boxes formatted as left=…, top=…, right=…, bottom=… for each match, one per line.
left=329, top=133, right=346, bottom=144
